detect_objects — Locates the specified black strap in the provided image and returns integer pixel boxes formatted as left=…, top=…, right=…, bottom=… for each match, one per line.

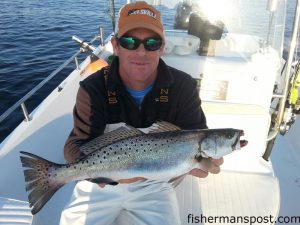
left=156, top=87, right=171, bottom=116
left=103, top=67, right=122, bottom=123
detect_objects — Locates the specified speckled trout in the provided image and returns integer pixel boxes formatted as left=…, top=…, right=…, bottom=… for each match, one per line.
left=20, top=121, right=247, bottom=214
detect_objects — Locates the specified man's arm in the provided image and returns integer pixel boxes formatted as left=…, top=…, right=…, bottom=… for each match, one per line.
left=64, top=83, right=106, bottom=163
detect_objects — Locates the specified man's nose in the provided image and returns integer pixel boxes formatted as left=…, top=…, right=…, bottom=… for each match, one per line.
left=135, top=43, right=147, bottom=54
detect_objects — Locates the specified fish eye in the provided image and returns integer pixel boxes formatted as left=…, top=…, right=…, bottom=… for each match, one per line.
left=226, top=132, right=235, bottom=139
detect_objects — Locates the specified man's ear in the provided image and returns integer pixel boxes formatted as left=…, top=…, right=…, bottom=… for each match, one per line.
left=111, top=37, right=119, bottom=56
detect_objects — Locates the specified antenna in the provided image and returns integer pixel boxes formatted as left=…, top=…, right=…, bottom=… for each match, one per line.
left=109, top=0, right=116, bottom=34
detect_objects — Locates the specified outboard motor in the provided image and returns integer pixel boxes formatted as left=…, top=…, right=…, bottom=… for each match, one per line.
left=188, top=13, right=224, bottom=55
left=174, top=2, right=193, bottom=29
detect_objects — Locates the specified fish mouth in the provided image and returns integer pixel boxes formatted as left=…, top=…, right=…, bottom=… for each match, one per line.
left=232, top=130, right=248, bottom=150
left=239, top=130, right=248, bottom=148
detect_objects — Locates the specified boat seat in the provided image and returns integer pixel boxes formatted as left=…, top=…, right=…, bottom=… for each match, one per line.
left=0, top=197, right=32, bottom=225
left=164, top=33, right=200, bottom=55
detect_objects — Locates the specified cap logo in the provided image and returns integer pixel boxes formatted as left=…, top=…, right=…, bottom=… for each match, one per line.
left=128, top=8, right=157, bottom=19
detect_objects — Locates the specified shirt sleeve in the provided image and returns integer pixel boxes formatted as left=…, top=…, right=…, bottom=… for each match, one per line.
left=64, top=82, right=106, bottom=163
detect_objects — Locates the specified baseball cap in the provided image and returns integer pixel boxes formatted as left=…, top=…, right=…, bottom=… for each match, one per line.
left=117, top=1, right=164, bottom=40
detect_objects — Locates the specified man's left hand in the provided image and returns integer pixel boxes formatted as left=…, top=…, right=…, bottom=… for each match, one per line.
left=189, top=157, right=224, bottom=178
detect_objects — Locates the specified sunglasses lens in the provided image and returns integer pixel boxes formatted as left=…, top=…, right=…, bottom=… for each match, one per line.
left=145, top=38, right=162, bottom=51
left=118, top=37, right=162, bottom=51
left=119, top=37, right=138, bottom=50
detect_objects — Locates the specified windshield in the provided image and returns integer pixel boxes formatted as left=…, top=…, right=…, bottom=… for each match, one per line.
left=130, top=0, right=286, bottom=56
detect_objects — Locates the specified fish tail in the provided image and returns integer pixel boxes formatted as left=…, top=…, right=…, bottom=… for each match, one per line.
left=20, top=151, right=65, bottom=215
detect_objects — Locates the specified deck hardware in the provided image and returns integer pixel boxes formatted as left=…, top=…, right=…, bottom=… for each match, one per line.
left=21, top=103, right=31, bottom=122
left=266, top=0, right=279, bottom=45
left=72, top=36, right=96, bottom=53
left=99, top=27, right=104, bottom=46
left=75, top=56, right=80, bottom=70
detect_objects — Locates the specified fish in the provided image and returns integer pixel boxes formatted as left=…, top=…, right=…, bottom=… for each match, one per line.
left=19, top=121, right=247, bottom=215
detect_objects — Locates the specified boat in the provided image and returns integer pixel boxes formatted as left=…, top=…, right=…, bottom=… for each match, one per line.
left=0, top=0, right=299, bottom=224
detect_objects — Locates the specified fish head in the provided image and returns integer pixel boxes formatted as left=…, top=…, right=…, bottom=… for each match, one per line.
left=198, top=129, right=247, bottom=159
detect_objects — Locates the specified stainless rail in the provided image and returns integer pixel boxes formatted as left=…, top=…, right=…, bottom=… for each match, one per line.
left=272, top=0, right=300, bottom=137
left=0, top=36, right=100, bottom=124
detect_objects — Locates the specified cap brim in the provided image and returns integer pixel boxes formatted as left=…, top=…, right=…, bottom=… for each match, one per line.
left=118, top=22, right=164, bottom=40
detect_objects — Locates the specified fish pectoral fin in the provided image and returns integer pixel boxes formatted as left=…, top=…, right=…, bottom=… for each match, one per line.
left=86, top=177, right=119, bottom=186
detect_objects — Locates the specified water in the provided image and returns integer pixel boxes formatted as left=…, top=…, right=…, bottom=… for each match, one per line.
left=0, top=0, right=116, bottom=141
left=0, top=0, right=299, bottom=142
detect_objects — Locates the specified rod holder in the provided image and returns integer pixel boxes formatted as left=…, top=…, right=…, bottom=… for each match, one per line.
left=99, top=27, right=104, bottom=46
left=72, top=35, right=96, bottom=52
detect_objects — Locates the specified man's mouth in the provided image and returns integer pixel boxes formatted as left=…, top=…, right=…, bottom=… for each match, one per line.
left=131, top=61, right=148, bottom=66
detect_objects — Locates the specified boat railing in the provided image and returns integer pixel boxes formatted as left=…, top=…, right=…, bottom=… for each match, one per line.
left=0, top=32, right=103, bottom=124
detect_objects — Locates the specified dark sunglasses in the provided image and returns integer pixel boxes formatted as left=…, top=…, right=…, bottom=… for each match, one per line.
left=116, top=36, right=163, bottom=51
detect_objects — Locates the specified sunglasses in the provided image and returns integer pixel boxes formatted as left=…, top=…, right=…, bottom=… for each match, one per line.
left=116, top=36, right=163, bottom=51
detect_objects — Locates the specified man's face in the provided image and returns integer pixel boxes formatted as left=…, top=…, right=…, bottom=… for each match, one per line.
left=112, top=28, right=164, bottom=89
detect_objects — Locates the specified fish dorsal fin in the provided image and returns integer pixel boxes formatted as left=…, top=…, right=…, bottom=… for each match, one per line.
left=80, top=126, right=143, bottom=156
left=147, top=121, right=182, bottom=133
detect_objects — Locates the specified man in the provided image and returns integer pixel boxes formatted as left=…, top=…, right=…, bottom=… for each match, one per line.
left=60, top=1, right=223, bottom=225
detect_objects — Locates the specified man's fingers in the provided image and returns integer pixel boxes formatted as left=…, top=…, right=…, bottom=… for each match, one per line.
left=191, top=157, right=224, bottom=178
left=118, top=177, right=145, bottom=184
left=198, top=158, right=216, bottom=173
left=211, top=158, right=224, bottom=166
left=189, top=168, right=208, bottom=178
left=98, top=183, right=106, bottom=188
